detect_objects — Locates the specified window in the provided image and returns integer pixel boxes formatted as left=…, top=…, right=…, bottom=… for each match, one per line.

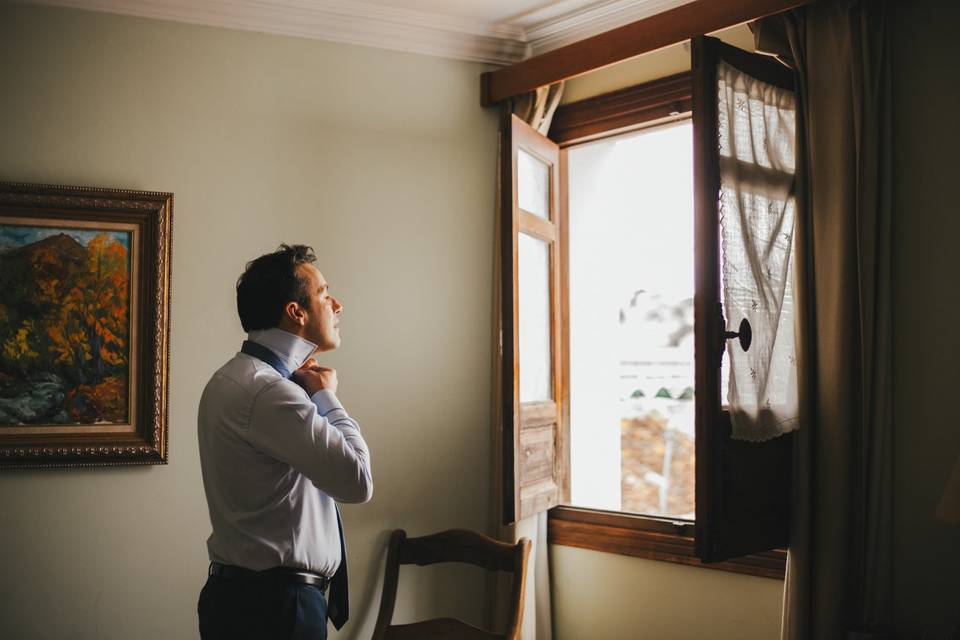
left=500, top=37, right=797, bottom=580
left=566, top=120, right=696, bottom=520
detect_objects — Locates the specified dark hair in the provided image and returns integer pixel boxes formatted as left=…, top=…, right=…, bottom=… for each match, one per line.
left=236, top=244, right=317, bottom=332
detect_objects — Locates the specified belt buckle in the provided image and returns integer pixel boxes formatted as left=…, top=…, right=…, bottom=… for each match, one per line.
left=291, top=570, right=328, bottom=590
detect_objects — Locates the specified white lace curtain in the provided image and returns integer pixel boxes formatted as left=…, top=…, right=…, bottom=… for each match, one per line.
left=717, top=60, right=799, bottom=442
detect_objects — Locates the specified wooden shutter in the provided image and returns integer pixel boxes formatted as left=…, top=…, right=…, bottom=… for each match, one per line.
left=692, top=36, right=795, bottom=562
left=500, top=113, right=569, bottom=525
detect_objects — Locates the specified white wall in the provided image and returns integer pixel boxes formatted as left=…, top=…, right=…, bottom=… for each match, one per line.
left=0, top=4, right=497, bottom=639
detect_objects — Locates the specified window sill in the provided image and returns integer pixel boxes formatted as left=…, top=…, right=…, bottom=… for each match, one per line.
left=548, top=506, right=786, bottom=580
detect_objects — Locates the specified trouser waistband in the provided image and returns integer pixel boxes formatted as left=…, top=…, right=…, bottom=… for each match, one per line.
left=208, top=562, right=330, bottom=591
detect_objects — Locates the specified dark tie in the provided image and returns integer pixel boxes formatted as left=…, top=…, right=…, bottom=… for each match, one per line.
left=328, top=507, right=349, bottom=629
left=239, top=340, right=350, bottom=629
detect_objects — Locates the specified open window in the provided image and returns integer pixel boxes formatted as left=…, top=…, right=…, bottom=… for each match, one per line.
left=499, top=35, right=797, bottom=577
left=500, top=112, right=569, bottom=524
left=692, top=35, right=796, bottom=563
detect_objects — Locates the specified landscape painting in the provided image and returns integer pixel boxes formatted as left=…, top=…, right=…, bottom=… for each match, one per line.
left=0, top=222, right=134, bottom=427
left=0, top=182, right=171, bottom=469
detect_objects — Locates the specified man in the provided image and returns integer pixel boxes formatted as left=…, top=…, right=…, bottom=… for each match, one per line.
left=197, top=244, right=373, bottom=639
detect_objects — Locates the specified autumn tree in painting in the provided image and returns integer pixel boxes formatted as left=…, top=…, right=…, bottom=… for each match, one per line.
left=48, top=233, right=129, bottom=384
left=0, top=231, right=130, bottom=425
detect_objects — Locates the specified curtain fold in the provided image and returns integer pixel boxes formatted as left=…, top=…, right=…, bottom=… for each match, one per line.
left=717, top=59, right=800, bottom=442
left=489, top=82, right=564, bottom=640
left=754, top=2, right=894, bottom=638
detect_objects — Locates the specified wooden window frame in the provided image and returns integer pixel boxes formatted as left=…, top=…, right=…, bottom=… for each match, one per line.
left=547, top=72, right=786, bottom=581
left=479, top=0, right=812, bottom=106
left=502, top=114, right=569, bottom=525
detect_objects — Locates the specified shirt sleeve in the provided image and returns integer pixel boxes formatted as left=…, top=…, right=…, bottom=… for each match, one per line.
left=244, top=379, right=373, bottom=503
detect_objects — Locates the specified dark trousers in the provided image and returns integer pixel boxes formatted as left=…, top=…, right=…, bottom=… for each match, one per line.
left=198, top=574, right=328, bottom=640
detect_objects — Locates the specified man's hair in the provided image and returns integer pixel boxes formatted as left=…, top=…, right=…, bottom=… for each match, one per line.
left=236, top=244, right=317, bottom=332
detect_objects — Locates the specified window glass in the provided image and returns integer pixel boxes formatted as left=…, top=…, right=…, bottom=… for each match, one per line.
left=567, top=122, right=695, bottom=519
left=517, top=149, right=551, bottom=220
left=518, top=232, right=553, bottom=402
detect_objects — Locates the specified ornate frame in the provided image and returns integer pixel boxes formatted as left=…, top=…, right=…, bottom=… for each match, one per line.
left=0, top=182, right=172, bottom=468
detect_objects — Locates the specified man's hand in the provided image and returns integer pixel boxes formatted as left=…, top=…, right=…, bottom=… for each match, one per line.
left=291, top=359, right=338, bottom=396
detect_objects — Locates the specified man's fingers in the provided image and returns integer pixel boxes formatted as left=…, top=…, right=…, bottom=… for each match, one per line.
left=296, top=359, right=317, bottom=371
left=296, top=364, right=335, bottom=375
left=297, top=361, right=331, bottom=372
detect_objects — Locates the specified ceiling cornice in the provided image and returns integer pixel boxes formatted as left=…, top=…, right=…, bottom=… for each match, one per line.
left=19, top=0, right=697, bottom=65
left=525, top=0, right=694, bottom=56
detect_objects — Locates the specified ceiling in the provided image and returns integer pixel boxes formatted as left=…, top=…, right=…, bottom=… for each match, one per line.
left=19, top=0, right=698, bottom=65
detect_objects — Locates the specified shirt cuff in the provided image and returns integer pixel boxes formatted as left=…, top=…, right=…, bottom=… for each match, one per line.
left=311, top=389, right=345, bottom=417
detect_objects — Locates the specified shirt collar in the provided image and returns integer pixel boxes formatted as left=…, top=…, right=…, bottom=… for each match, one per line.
left=246, top=328, right=317, bottom=374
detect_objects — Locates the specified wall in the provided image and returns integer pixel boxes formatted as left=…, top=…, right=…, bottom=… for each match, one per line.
left=560, top=24, right=755, bottom=104
left=6, top=3, right=954, bottom=639
left=891, top=1, right=960, bottom=637
left=0, top=4, right=497, bottom=639
left=553, top=546, right=783, bottom=640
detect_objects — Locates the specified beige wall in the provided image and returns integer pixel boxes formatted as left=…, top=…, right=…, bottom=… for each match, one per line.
left=3, top=3, right=956, bottom=639
left=552, top=547, right=783, bottom=640
left=0, top=5, right=785, bottom=640
left=561, top=24, right=755, bottom=104
left=0, top=4, right=497, bottom=639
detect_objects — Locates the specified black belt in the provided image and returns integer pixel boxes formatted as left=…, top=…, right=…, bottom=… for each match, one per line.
left=209, top=562, right=330, bottom=591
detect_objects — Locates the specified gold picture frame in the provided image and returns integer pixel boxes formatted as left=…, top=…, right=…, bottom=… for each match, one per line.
left=0, top=182, right=172, bottom=468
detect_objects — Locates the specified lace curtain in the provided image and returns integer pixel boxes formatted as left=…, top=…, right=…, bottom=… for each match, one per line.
left=717, top=60, right=799, bottom=441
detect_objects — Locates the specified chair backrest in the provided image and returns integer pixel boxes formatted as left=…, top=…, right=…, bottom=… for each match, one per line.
left=371, top=528, right=531, bottom=640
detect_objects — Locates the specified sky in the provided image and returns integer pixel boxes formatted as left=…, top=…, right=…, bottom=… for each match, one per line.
left=0, top=224, right=130, bottom=252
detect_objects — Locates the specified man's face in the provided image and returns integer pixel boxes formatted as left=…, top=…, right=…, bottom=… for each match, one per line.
left=297, top=263, right=342, bottom=352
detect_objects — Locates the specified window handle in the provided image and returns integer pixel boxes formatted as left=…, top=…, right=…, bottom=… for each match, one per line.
left=721, top=317, right=752, bottom=354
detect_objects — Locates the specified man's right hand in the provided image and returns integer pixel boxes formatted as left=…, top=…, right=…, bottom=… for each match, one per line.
left=291, top=360, right=338, bottom=396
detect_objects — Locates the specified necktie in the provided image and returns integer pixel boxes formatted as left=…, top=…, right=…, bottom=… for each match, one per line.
left=239, top=340, right=350, bottom=629
left=327, top=508, right=349, bottom=629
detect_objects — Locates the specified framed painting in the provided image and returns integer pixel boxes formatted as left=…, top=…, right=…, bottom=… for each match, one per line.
left=0, top=182, right=172, bottom=468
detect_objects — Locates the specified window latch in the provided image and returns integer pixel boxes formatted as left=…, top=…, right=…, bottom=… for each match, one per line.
left=719, top=314, right=752, bottom=359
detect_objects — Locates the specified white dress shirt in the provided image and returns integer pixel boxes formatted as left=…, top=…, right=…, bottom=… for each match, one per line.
left=198, top=328, right=373, bottom=576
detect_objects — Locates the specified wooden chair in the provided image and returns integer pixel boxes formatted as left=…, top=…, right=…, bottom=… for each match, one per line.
left=371, top=528, right=531, bottom=640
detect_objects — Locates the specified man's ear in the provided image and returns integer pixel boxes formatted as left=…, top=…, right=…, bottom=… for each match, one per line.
left=283, top=301, right=307, bottom=326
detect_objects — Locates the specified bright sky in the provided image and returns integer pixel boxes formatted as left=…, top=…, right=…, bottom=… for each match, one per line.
left=568, top=121, right=695, bottom=353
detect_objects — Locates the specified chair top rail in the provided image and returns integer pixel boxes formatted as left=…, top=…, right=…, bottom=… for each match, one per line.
left=395, top=529, right=522, bottom=572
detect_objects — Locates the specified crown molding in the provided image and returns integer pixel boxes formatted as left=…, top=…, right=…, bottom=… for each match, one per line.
left=524, top=0, right=695, bottom=56
left=20, top=0, right=698, bottom=65
left=19, top=0, right=531, bottom=65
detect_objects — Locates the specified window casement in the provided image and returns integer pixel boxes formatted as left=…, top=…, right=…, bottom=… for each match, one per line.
left=500, top=36, right=797, bottom=580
